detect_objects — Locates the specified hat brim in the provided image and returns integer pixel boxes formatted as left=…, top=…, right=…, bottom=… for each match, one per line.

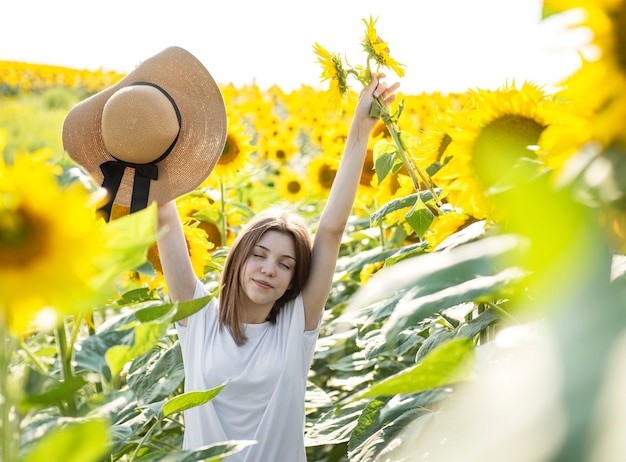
left=62, top=46, right=227, bottom=206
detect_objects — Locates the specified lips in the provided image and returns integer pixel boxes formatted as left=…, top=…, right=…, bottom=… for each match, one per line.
left=253, top=279, right=272, bottom=289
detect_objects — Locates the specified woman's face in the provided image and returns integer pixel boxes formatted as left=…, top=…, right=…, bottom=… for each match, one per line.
left=239, top=230, right=296, bottom=319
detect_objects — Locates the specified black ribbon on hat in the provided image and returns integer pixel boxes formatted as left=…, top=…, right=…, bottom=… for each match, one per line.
left=97, top=82, right=182, bottom=222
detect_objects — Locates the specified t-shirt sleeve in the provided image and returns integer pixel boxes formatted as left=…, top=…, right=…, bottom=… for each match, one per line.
left=298, top=295, right=321, bottom=368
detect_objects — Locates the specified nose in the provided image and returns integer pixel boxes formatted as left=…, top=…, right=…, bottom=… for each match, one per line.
left=261, top=262, right=276, bottom=277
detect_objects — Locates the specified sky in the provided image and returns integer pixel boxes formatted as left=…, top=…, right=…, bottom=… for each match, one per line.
left=2, top=0, right=589, bottom=95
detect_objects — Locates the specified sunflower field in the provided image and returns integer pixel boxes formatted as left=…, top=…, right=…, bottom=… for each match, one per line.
left=2, top=3, right=626, bottom=461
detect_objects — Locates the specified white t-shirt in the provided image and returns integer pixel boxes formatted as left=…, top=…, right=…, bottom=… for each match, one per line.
left=177, top=279, right=321, bottom=461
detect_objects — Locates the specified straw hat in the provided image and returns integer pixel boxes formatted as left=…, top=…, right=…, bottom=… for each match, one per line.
left=62, top=46, right=227, bottom=220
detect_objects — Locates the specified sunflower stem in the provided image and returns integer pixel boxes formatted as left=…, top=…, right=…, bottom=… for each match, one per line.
left=375, top=96, right=442, bottom=208
left=129, top=419, right=158, bottom=462
left=0, top=312, right=17, bottom=462
left=86, top=311, right=104, bottom=394
left=55, top=320, right=77, bottom=416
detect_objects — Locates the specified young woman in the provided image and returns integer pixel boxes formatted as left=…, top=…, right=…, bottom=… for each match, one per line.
left=156, top=72, right=399, bottom=461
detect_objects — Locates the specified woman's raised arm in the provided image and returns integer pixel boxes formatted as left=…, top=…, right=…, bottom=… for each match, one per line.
left=302, top=73, right=400, bottom=330
left=156, top=201, right=198, bottom=325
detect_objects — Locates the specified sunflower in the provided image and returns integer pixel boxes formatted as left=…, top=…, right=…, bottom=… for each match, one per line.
left=541, top=1, right=626, bottom=252
left=275, top=167, right=309, bottom=204
left=307, top=152, right=340, bottom=198
left=433, top=82, right=566, bottom=220
left=208, top=122, right=255, bottom=182
left=359, top=261, right=384, bottom=285
left=361, top=16, right=406, bottom=77
left=0, top=150, right=109, bottom=333
left=260, top=133, right=298, bottom=165
left=313, top=42, right=352, bottom=113
left=545, top=1, right=626, bottom=143
left=424, top=210, right=471, bottom=250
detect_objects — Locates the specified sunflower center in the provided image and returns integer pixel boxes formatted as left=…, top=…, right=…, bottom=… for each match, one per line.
left=199, top=221, right=222, bottom=248
left=219, top=136, right=240, bottom=165
left=615, top=5, right=626, bottom=73
left=471, top=114, right=544, bottom=187
left=0, top=206, right=47, bottom=267
left=318, top=165, right=337, bottom=190
left=287, top=180, right=302, bottom=195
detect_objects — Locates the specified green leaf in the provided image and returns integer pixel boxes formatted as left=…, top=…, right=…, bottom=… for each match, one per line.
left=404, top=197, right=435, bottom=237
left=370, top=190, right=438, bottom=227
left=105, top=320, right=170, bottom=380
left=127, top=342, right=184, bottom=403
left=23, top=419, right=110, bottom=462
left=158, top=441, right=256, bottom=462
left=373, top=151, right=396, bottom=184
left=305, top=399, right=370, bottom=446
left=384, top=267, right=524, bottom=343
left=348, top=390, right=447, bottom=460
left=93, top=204, right=157, bottom=289
left=74, top=328, right=134, bottom=379
left=21, top=367, right=86, bottom=409
left=173, top=295, right=215, bottom=323
left=162, top=383, right=227, bottom=419
left=345, top=234, right=527, bottom=316
left=361, top=338, right=475, bottom=397
left=346, top=398, right=388, bottom=453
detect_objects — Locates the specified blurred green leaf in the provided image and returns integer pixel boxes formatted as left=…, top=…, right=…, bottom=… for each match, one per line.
left=93, top=204, right=157, bottom=289
left=20, top=367, right=86, bottom=409
left=22, top=419, right=110, bottom=462
left=361, top=338, right=475, bottom=398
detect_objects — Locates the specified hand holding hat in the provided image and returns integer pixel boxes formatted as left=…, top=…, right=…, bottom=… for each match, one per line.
left=62, top=46, right=227, bottom=221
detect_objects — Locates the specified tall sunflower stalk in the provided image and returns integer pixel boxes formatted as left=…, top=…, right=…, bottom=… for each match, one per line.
left=313, top=16, right=441, bottom=207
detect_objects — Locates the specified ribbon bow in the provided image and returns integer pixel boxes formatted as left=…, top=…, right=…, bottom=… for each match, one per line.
left=97, top=159, right=159, bottom=221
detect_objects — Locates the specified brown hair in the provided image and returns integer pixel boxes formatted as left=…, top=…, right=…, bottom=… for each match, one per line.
left=218, top=207, right=312, bottom=345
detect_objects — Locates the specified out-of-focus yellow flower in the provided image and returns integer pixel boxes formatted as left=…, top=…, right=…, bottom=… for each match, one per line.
left=176, top=195, right=223, bottom=247
left=424, top=211, right=471, bottom=250
left=360, top=261, right=384, bottom=285
left=260, top=133, right=298, bottom=165
left=275, top=167, right=309, bottom=204
left=541, top=0, right=626, bottom=165
left=362, top=16, right=405, bottom=78
left=0, top=128, right=7, bottom=154
left=0, top=150, right=109, bottom=333
left=307, top=152, right=340, bottom=199
left=0, top=61, right=124, bottom=94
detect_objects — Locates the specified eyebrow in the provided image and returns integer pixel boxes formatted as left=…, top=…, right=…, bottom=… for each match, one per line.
left=255, top=244, right=296, bottom=261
